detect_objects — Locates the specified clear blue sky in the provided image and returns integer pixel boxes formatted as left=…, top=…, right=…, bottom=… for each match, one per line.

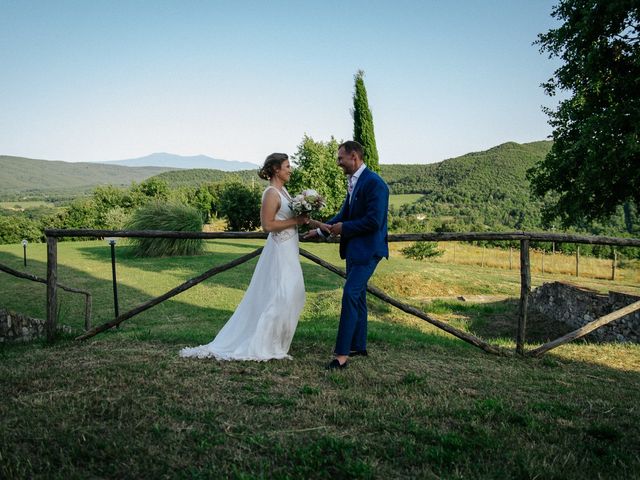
left=0, top=0, right=562, bottom=166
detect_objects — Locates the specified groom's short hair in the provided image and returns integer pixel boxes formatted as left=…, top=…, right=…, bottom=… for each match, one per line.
left=339, top=140, right=364, bottom=160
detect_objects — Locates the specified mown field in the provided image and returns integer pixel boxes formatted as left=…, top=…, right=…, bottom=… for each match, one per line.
left=1, top=239, right=639, bottom=479
left=388, top=193, right=423, bottom=210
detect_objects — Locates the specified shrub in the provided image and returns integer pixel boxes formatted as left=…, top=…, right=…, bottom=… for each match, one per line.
left=102, top=207, right=131, bottom=231
left=401, top=241, right=443, bottom=261
left=0, top=216, right=43, bottom=244
left=218, top=182, right=261, bottom=231
left=125, top=201, right=204, bottom=257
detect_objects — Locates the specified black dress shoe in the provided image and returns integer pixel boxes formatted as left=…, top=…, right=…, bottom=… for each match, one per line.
left=326, top=359, right=348, bottom=370
left=349, top=350, right=368, bottom=357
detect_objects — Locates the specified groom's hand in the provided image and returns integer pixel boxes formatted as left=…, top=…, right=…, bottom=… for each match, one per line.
left=318, top=223, right=332, bottom=235
left=329, top=222, right=343, bottom=236
left=303, top=229, right=319, bottom=239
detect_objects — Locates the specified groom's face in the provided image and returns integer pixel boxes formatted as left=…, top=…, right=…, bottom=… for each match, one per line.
left=337, top=147, right=357, bottom=175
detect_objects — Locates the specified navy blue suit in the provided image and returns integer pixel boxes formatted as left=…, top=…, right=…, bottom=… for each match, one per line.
left=326, top=167, right=389, bottom=355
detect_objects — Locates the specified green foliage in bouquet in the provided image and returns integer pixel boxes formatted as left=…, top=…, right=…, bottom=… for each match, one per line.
left=125, top=201, right=204, bottom=257
left=401, top=241, right=443, bottom=261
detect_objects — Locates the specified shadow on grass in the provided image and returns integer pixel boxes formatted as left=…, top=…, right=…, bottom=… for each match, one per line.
left=2, top=248, right=640, bottom=478
left=413, top=297, right=576, bottom=344
left=74, top=243, right=345, bottom=294
left=0, top=246, right=499, bottom=360
left=0, top=246, right=632, bottom=358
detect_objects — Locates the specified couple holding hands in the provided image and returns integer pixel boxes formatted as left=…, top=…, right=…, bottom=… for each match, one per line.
left=180, top=140, right=389, bottom=370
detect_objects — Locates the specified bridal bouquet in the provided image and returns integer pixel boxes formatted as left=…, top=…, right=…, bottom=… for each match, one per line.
left=289, top=189, right=326, bottom=216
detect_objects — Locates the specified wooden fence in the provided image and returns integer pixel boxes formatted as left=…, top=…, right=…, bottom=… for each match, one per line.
left=42, top=229, right=640, bottom=356
left=0, top=261, right=92, bottom=332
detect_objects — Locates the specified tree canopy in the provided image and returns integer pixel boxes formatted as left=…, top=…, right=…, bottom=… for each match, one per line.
left=527, top=0, right=640, bottom=227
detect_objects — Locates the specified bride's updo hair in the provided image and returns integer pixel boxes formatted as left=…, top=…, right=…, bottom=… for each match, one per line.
left=258, top=153, right=289, bottom=180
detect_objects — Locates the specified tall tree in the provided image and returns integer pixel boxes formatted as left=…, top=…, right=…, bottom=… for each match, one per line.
left=527, top=0, right=640, bottom=227
left=352, top=70, right=380, bottom=173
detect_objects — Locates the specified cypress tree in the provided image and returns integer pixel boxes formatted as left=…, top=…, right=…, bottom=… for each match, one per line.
left=352, top=70, right=380, bottom=173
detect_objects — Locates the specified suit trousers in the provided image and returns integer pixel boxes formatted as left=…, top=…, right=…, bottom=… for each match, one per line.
left=334, top=255, right=381, bottom=355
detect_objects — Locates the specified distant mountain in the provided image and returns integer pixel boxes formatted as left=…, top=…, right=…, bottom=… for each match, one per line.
left=103, top=152, right=259, bottom=171
left=0, top=155, right=176, bottom=199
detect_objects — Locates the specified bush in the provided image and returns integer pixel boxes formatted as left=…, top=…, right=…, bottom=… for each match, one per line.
left=125, top=201, right=204, bottom=257
left=218, top=182, right=261, bottom=231
left=0, top=216, right=43, bottom=244
left=401, top=241, right=443, bottom=261
left=103, top=207, right=131, bottom=231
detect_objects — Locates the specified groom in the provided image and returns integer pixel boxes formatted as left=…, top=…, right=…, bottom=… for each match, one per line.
left=305, top=140, right=389, bottom=370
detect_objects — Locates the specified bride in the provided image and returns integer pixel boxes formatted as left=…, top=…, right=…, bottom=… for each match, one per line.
left=180, top=153, right=326, bottom=361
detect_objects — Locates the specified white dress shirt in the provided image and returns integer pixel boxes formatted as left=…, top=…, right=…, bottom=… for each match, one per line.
left=348, top=163, right=367, bottom=202
left=318, top=163, right=367, bottom=237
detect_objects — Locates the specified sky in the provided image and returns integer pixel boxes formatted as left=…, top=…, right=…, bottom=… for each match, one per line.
left=0, top=0, right=564, bottom=166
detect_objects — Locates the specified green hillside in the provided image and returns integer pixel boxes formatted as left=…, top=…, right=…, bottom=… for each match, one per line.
left=381, top=141, right=554, bottom=230
left=0, top=156, right=175, bottom=199
left=150, top=168, right=263, bottom=188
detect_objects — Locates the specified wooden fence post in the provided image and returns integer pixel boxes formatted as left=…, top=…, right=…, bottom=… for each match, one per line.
left=516, top=239, right=530, bottom=355
left=509, top=247, right=513, bottom=270
left=541, top=250, right=545, bottom=275
left=612, top=250, right=617, bottom=281
left=46, top=236, right=58, bottom=342
left=481, top=246, right=485, bottom=267
left=575, top=246, right=580, bottom=277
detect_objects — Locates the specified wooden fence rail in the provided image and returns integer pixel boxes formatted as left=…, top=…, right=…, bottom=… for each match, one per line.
left=42, top=229, right=640, bottom=354
left=43, top=229, right=640, bottom=246
left=0, top=260, right=92, bottom=331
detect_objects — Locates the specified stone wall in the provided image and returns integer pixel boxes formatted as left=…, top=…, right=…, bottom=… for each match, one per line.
left=0, top=308, right=48, bottom=342
left=529, top=282, right=640, bottom=343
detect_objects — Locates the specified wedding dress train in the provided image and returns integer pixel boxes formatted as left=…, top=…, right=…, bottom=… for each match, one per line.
left=179, top=187, right=305, bottom=360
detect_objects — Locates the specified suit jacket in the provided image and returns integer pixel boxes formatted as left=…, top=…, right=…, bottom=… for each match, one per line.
left=327, top=167, right=389, bottom=264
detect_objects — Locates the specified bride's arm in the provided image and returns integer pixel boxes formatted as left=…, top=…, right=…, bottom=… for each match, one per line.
left=261, top=189, right=307, bottom=233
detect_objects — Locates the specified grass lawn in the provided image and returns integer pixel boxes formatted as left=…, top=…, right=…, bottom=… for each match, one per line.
left=0, top=200, right=57, bottom=210
left=388, top=194, right=423, bottom=210
left=1, top=240, right=639, bottom=479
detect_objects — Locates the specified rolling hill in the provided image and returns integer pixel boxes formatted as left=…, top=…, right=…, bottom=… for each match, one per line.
left=0, top=156, right=176, bottom=199
left=150, top=168, right=263, bottom=188
left=381, top=141, right=554, bottom=230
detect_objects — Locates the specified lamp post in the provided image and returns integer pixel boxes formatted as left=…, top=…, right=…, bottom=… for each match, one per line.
left=106, top=238, right=119, bottom=320
left=22, top=239, right=28, bottom=267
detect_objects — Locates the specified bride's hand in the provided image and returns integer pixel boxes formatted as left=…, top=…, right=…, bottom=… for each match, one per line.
left=296, top=214, right=310, bottom=226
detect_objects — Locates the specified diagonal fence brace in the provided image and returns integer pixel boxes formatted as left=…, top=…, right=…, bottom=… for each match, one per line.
left=528, top=300, right=640, bottom=357
left=299, top=248, right=508, bottom=356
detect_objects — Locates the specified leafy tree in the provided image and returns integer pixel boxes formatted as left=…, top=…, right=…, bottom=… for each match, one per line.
left=288, top=135, right=346, bottom=216
left=125, top=201, right=204, bottom=257
left=528, top=0, right=640, bottom=227
left=218, top=182, right=261, bottom=231
left=352, top=70, right=380, bottom=173
left=0, top=216, right=42, bottom=244
left=131, top=178, right=170, bottom=202
left=57, top=198, right=100, bottom=230
left=191, top=184, right=218, bottom=222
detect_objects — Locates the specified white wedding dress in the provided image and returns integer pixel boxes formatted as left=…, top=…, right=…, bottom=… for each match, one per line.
left=180, top=186, right=305, bottom=361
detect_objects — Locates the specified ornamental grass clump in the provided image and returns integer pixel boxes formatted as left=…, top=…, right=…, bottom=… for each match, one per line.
left=125, top=201, right=204, bottom=257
